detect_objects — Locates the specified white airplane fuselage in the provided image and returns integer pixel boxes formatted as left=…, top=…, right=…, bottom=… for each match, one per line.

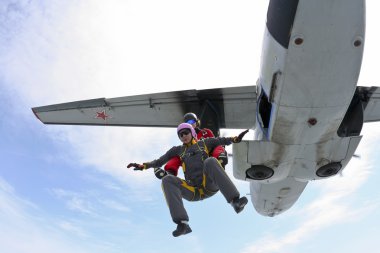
left=233, top=0, right=365, bottom=216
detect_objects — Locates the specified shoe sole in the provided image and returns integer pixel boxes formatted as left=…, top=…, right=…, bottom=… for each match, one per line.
left=172, top=227, right=192, bottom=237
left=235, top=197, right=248, bottom=214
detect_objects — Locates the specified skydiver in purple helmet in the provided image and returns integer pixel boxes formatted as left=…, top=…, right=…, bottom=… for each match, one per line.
left=128, top=123, right=249, bottom=237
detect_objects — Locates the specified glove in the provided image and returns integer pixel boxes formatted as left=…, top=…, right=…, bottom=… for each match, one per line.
left=127, top=163, right=146, bottom=171
left=217, top=151, right=228, bottom=167
left=154, top=168, right=168, bottom=179
left=232, top=129, right=249, bottom=143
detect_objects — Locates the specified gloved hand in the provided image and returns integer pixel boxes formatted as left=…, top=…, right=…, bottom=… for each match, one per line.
left=154, top=168, right=168, bottom=179
left=127, top=163, right=146, bottom=171
left=232, top=129, right=249, bottom=143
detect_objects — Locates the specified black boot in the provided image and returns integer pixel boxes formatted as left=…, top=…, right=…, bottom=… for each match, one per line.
left=172, top=222, right=192, bottom=237
left=231, top=196, right=248, bottom=213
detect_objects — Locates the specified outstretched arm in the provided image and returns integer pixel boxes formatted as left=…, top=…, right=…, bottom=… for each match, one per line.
left=204, top=129, right=250, bottom=151
left=127, top=163, right=172, bottom=180
left=231, top=129, right=249, bottom=143
left=127, top=146, right=182, bottom=172
left=127, top=163, right=146, bottom=171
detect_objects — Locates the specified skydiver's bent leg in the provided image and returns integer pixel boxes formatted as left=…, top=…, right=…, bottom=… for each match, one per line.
left=203, top=157, right=248, bottom=213
left=203, top=157, right=239, bottom=202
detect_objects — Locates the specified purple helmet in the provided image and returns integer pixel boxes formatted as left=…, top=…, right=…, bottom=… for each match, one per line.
left=177, top=123, right=197, bottom=139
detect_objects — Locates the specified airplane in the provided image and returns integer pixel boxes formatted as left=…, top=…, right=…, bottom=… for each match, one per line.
left=31, top=0, right=380, bottom=217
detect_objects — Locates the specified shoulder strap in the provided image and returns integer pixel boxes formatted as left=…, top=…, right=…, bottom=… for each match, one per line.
left=179, top=146, right=187, bottom=172
left=179, top=146, right=187, bottom=160
left=195, top=140, right=209, bottom=156
left=203, top=141, right=209, bottom=155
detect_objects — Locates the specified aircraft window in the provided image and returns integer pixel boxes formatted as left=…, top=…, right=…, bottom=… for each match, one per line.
left=258, top=91, right=272, bottom=129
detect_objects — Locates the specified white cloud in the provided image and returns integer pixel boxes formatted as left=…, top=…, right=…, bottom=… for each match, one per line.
left=0, top=177, right=92, bottom=253
left=0, top=177, right=39, bottom=219
left=50, top=187, right=132, bottom=215
left=58, top=220, right=88, bottom=238
left=99, top=199, right=130, bottom=212
left=241, top=183, right=377, bottom=253
left=241, top=195, right=378, bottom=253
left=50, top=185, right=148, bottom=221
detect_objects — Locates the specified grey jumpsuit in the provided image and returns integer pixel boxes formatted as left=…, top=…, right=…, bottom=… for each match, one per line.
left=144, top=137, right=241, bottom=224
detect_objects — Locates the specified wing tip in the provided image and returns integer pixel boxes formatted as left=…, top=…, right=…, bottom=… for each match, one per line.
left=31, top=107, right=43, bottom=123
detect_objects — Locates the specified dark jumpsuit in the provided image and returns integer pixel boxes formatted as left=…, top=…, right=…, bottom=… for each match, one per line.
left=164, top=127, right=228, bottom=175
left=144, top=137, right=241, bottom=224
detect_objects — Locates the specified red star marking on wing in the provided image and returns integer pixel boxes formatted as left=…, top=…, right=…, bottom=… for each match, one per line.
left=95, top=110, right=109, bottom=120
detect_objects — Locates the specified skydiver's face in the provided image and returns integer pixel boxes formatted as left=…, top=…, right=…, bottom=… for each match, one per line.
left=178, top=129, right=192, bottom=144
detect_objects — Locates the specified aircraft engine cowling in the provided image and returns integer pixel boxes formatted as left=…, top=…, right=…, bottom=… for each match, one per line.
left=316, top=162, right=342, bottom=177
left=246, top=165, right=274, bottom=180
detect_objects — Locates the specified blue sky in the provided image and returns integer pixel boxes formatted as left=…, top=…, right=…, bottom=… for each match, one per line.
left=1, top=1, right=380, bottom=253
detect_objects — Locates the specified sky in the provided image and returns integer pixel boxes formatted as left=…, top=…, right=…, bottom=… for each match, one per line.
left=1, top=1, right=380, bottom=253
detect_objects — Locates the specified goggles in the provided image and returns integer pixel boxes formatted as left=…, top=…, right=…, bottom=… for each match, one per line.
left=186, top=119, right=196, bottom=125
left=178, top=129, right=191, bottom=138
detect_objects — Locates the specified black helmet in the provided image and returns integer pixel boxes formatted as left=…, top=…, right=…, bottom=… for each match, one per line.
left=183, top=112, right=200, bottom=126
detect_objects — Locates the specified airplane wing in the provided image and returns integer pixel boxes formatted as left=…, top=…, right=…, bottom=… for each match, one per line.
left=32, top=85, right=257, bottom=135
left=358, top=86, right=380, bottom=123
